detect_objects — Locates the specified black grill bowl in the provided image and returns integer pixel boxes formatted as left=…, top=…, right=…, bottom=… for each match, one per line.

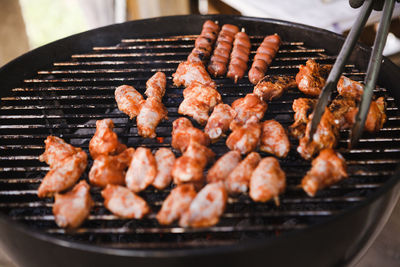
left=0, top=15, right=399, bottom=267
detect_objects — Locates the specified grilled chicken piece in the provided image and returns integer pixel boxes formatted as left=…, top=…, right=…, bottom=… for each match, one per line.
left=302, top=148, right=347, bottom=197
left=289, top=98, right=317, bottom=139
left=172, top=61, right=216, bottom=88
left=249, top=157, right=286, bottom=205
left=39, top=136, right=81, bottom=168
left=171, top=117, right=210, bottom=153
left=337, top=76, right=364, bottom=101
left=101, top=184, right=150, bottom=219
left=125, top=147, right=157, bottom=192
left=179, top=182, right=227, bottom=228
left=178, top=81, right=222, bottom=125
left=89, top=148, right=135, bottom=188
left=115, top=85, right=144, bottom=119
left=53, top=180, right=93, bottom=229
left=260, top=120, right=290, bottom=158
left=172, top=140, right=215, bottom=185
left=225, top=152, right=261, bottom=194
left=206, top=151, right=241, bottom=183
left=226, top=116, right=262, bottom=155
left=344, top=97, right=387, bottom=133
left=156, top=184, right=197, bottom=225
left=38, top=150, right=87, bottom=198
left=329, top=96, right=357, bottom=129
left=152, top=148, right=176, bottom=190
left=296, top=59, right=331, bottom=96
left=230, top=93, right=267, bottom=130
left=137, top=97, right=168, bottom=138
left=145, top=72, right=166, bottom=101
left=89, top=119, right=127, bottom=159
left=253, top=75, right=297, bottom=101
left=297, top=108, right=339, bottom=160
left=204, top=103, right=236, bottom=141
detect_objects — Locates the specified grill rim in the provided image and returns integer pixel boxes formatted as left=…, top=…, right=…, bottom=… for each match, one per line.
left=0, top=14, right=400, bottom=260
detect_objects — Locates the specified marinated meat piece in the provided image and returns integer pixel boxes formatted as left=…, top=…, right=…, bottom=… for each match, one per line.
left=172, top=61, right=216, bottom=88
left=178, top=82, right=222, bottom=125
left=296, top=59, right=331, bottom=96
left=205, top=103, right=236, bottom=141
left=297, top=108, right=339, bottom=160
left=145, top=72, right=166, bottom=101
left=89, top=119, right=127, bottom=159
left=179, top=182, right=227, bottom=228
left=206, top=151, right=241, bottom=183
left=101, top=184, right=150, bottom=219
left=53, top=180, right=93, bottom=229
left=302, top=148, right=347, bottom=197
left=125, top=147, right=157, bottom=192
left=225, top=152, right=261, bottom=194
left=289, top=98, right=317, bottom=139
left=188, top=20, right=220, bottom=63
left=156, top=184, right=197, bottom=225
left=337, top=76, right=364, bottom=101
left=115, top=84, right=144, bottom=119
left=226, top=116, right=262, bottom=155
left=260, top=120, right=290, bottom=158
left=249, top=157, right=286, bottom=205
left=152, top=148, right=176, bottom=190
left=227, top=31, right=251, bottom=83
left=171, top=117, right=210, bottom=152
left=39, top=136, right=81, bottom=168
left=230, top=93, right=267, bottom=130
left=329, top=96, right=357, bottom=129
left=38, top=150, right=87, bottom=198
left=137, top=97, right=168, bottom=138
left=89, top=148, right=135, bottom=188
left=253, top=75, right=297, bottom=101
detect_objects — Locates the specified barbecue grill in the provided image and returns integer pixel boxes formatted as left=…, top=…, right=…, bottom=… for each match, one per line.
left=0, top=15, right=399, bottom=267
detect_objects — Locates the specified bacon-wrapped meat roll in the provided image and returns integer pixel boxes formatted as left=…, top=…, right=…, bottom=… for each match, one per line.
left=227, top=31, right=251, bottom=83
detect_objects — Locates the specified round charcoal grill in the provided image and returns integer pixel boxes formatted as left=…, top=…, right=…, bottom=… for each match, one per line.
left=0, top=15, right=399, bottom=267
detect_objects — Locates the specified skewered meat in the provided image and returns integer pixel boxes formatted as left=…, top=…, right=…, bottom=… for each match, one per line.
left=115, top=84, right=144, bottom=119
left=260, top=120, right=290, bottom=158
left=173, top=61, right=216, bottom=88
left=89, top=119, right=127, bottom=159
left=171, top=117, right=210, bottom=153
left=172, top=140, right=215, bottom=185
left=302, top=148, right=347, bottom=197
left=226, top=116, right=262, bottom=155
left=297, top=108, right=339, bottom=160
left=125, top=147, right=157, bottom=192
left=179, top=182, right=227, bottom=228
left=230, top=93, right=267, bottom=130
left=227, top=31, right=251, bottom=83
left=188, top=20, right=220, bottom=63
left=89, top=148, right=135, bottom=188
left=225, top=152, right=261, bottom=194
left=53, top=180, right=93, bottom=229
left=206, top=151, right=241, bottom=183
left=204, top=103, right=236, bottom=142
left=178, top=81, right=222, bottom=125
left=152, top=148, right=176, bottom=190
left=295, top=59, right=331, bottom=96
left=145, top=71, right=166, bottom=101
left=137, top=97, right=168, bottom=138
left=156, top=184, right=197, bottom=225
left=337, top=76, right=364, bottom=101
left=253, top=75, right=297, bottom=101
left=329, top=96, right=357, bottom=129
left=39, top=136, right=81, bottom=168
left=249, top=157, right=286, bottom=205
left=101, top=184, right=150, bottom=219
left=289, top=98, right=317, bottom=139
left=248, top=34, right=281, bottom=85
left=208, top=24, right=239, bottom=77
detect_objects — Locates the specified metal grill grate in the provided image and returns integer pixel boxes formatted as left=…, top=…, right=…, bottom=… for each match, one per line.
left=0, top=33, right=399, bottom=249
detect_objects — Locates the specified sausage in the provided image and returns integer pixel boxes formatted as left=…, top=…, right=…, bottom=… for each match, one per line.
left=208, top=24, right=239, bottom=77
left=248, top=34, right=281, bottom=85
left=227, top=30, right=251, bottom=83
left=188, top=20, right=220, bottom=63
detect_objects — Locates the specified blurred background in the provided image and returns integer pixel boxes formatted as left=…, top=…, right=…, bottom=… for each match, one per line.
left=0, top=0, right=399, bottom=266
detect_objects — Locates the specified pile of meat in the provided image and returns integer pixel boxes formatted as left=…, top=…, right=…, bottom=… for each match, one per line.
left=37, top=20, right=387, bottom=230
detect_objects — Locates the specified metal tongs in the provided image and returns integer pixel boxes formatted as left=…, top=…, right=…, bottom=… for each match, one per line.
left=309, top=0, right=396, bottom=148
